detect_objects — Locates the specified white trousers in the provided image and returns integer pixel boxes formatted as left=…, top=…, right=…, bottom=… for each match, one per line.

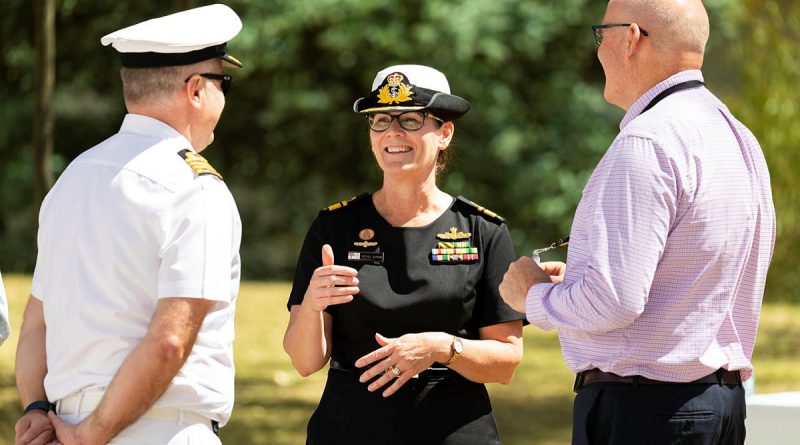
left=57, top=390, right=221, bottom=445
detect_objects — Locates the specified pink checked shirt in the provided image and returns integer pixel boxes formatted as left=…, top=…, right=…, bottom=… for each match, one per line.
left=526, top=70, right=775, bottom=382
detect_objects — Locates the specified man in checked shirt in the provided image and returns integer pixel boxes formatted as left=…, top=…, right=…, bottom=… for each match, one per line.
left=500, top=0, right=775, bottom=444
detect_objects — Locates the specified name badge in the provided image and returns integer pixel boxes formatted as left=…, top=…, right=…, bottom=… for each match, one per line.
left=347, top=251, right=384, bottom=263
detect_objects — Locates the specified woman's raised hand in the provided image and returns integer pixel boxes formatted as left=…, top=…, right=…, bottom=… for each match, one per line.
left=302, top=244, right=360, bottom=312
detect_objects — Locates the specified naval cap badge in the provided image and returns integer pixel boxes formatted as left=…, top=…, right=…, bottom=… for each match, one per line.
left=377, top=72, right=414, bottom=105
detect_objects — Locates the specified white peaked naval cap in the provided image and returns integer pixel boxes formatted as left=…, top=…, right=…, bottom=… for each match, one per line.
left=370, top=65, right=451, bottom=93
left=353, top=64, right=471, bottom=121
left=100, top=4, right=243, bottom=68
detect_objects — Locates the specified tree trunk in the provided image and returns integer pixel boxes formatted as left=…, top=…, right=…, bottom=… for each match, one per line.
left=33, top=0, right=55, bottom=205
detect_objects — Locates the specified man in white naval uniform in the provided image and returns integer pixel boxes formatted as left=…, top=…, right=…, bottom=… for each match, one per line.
left=15, top=5, right=244, bottom=445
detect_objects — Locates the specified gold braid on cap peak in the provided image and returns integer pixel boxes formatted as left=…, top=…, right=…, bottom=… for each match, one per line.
left=179, top=149, right=223, bottom=180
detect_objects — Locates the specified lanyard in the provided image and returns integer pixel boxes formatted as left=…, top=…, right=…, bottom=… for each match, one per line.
left=640, top=80, right=705, bottom=114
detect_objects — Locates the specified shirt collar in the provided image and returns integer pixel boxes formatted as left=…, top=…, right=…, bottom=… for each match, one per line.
left=118, top=114, right=194, bottom=151
left=620, top=70, right=705, bottom=130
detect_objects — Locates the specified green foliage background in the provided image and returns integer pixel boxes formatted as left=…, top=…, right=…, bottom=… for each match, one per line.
left=1, top=0, right=797, bottom=301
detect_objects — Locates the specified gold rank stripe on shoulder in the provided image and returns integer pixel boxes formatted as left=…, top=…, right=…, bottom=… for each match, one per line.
left=476, top=205, right=501, bottom=220
left=457, top=196, right=505, bottom=222
left=322, top=194, right=365, bottom=212
left=178, top=149, right=223, bottom=180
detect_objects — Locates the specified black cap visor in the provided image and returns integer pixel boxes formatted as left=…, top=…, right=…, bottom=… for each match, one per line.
left=354, top=87, right=471, bottom=122
left=118, top=43, right=243, bottom=68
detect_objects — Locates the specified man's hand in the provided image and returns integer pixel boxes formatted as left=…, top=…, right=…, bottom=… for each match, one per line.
left=46, top=412, right=98, bottom=445
left=539, top=261, right=566, bottom=284
left=499, top=257, right=565, bottom=313
left=14, top=411, right=55, bottom=445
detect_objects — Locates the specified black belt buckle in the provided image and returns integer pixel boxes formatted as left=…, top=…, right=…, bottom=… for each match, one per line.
left=573, top=371, right=585, bottom=393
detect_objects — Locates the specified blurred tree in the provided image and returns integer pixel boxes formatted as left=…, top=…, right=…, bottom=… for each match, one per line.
left=2, top=0, right=788, bottom=306
left=727, top=0, right=800, bottom=302
left=225, top=0, right=615, bottom=276
left=33, top=0, right=55, bottom=204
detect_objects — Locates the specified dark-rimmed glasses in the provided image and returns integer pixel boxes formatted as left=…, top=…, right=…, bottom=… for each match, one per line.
left=184, top=73, right=233, bottom=96
left=367, top=111, right=444, bottom=132
left=592, top=24, right=649, bottom=45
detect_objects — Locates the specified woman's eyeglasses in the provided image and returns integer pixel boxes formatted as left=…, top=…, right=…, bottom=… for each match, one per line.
left=184, top=73, right=233, bottom=96
left=367, top=111, right=444, bottom=132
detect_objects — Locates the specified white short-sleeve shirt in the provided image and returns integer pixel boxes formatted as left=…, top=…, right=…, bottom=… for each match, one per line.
left=31, top=114, right=242, bottom=425
left=0, top=271, right=9, bottom=345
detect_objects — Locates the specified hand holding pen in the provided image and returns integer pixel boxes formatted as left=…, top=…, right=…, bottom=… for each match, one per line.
left=499, top=236, right=569, bottom=313
left=531, top=236, right=570, bottom=263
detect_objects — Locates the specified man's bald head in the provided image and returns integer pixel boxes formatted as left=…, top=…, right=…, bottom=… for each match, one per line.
left=608, top=0, right=709, bottom=55
left=598, top=0, right=709, bottom=109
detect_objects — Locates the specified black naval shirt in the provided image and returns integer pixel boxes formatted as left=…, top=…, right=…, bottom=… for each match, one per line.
left=288, top=193, right=524, bottom=367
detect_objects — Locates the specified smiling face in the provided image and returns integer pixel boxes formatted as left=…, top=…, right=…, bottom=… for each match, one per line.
left=368, top=111, right=453, bottom=182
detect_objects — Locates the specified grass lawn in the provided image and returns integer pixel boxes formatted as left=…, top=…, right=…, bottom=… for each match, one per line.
left=2, top=274, right=799, bottom=444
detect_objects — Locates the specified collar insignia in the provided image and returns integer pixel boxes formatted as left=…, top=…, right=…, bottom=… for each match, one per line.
left=377, top=73, right=414, bottom=105
left=436, top=227, right=471, bottom=241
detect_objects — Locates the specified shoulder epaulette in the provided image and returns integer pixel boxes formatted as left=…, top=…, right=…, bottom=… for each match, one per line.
left=320, top=193, right=369, bottom=213
left=456, top=196, right=505, bottom=222
left=178, top=149, right=223, bottom=180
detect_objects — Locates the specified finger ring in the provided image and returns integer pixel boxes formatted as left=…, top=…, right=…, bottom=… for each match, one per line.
left=388, top=366, right=401, bottom=377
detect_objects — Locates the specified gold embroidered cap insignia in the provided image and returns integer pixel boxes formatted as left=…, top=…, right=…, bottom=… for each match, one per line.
left=377, top=73, right=414, bottom=104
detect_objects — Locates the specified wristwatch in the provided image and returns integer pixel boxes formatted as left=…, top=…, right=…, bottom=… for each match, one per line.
left=24, top=400, right=55, bottom=414
left=443, top=336, right=463, bottom=366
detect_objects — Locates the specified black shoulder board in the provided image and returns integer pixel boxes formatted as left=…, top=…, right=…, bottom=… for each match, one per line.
left=456, top=196, right=505, bottom=222
left=320, top=193, right=369, bottom=213
left=178, top=149, right=223, bottom=180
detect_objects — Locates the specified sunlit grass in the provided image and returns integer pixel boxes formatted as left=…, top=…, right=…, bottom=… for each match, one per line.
left=2, top=274, right=799, bottom=444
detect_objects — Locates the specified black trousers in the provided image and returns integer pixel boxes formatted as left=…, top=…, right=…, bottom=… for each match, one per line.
left=573, top=381, right=746, bottom=445
left=306, top=368, right=501, bottom=445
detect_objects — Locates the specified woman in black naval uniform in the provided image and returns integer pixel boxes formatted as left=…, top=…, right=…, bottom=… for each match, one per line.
left=283, top=64, right=524, bottom=445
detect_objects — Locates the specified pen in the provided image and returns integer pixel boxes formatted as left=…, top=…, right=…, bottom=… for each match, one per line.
left=531, top=236, right=569, bottom=263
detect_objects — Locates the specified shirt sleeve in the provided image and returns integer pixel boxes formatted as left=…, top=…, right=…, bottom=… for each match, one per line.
left=287, top=216, right=326, bottom=311
left=470, top=222, right=526, bottom=329
left=527, top=135, right=676, bottom=333
left=157, top=178, right=241, bottom=303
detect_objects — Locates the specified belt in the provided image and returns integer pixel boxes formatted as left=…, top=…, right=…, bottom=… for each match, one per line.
left=573, top=368, right=742, bottom=393
left=330, top=359, right=455, bottom=382
left=57, top=390, right=219, bottom=434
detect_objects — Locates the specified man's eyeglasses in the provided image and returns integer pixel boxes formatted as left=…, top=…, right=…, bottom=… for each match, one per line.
left=367, top=111, right=444, bottom=132
left=184, top=73, right=233, bottom=96
left=591, top=24, right=649, bottom=45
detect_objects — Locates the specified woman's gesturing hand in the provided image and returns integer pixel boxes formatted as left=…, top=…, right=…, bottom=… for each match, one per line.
left=354, top=332, right=451, bottom=397
left=302, top=244, right=360, bottom=312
